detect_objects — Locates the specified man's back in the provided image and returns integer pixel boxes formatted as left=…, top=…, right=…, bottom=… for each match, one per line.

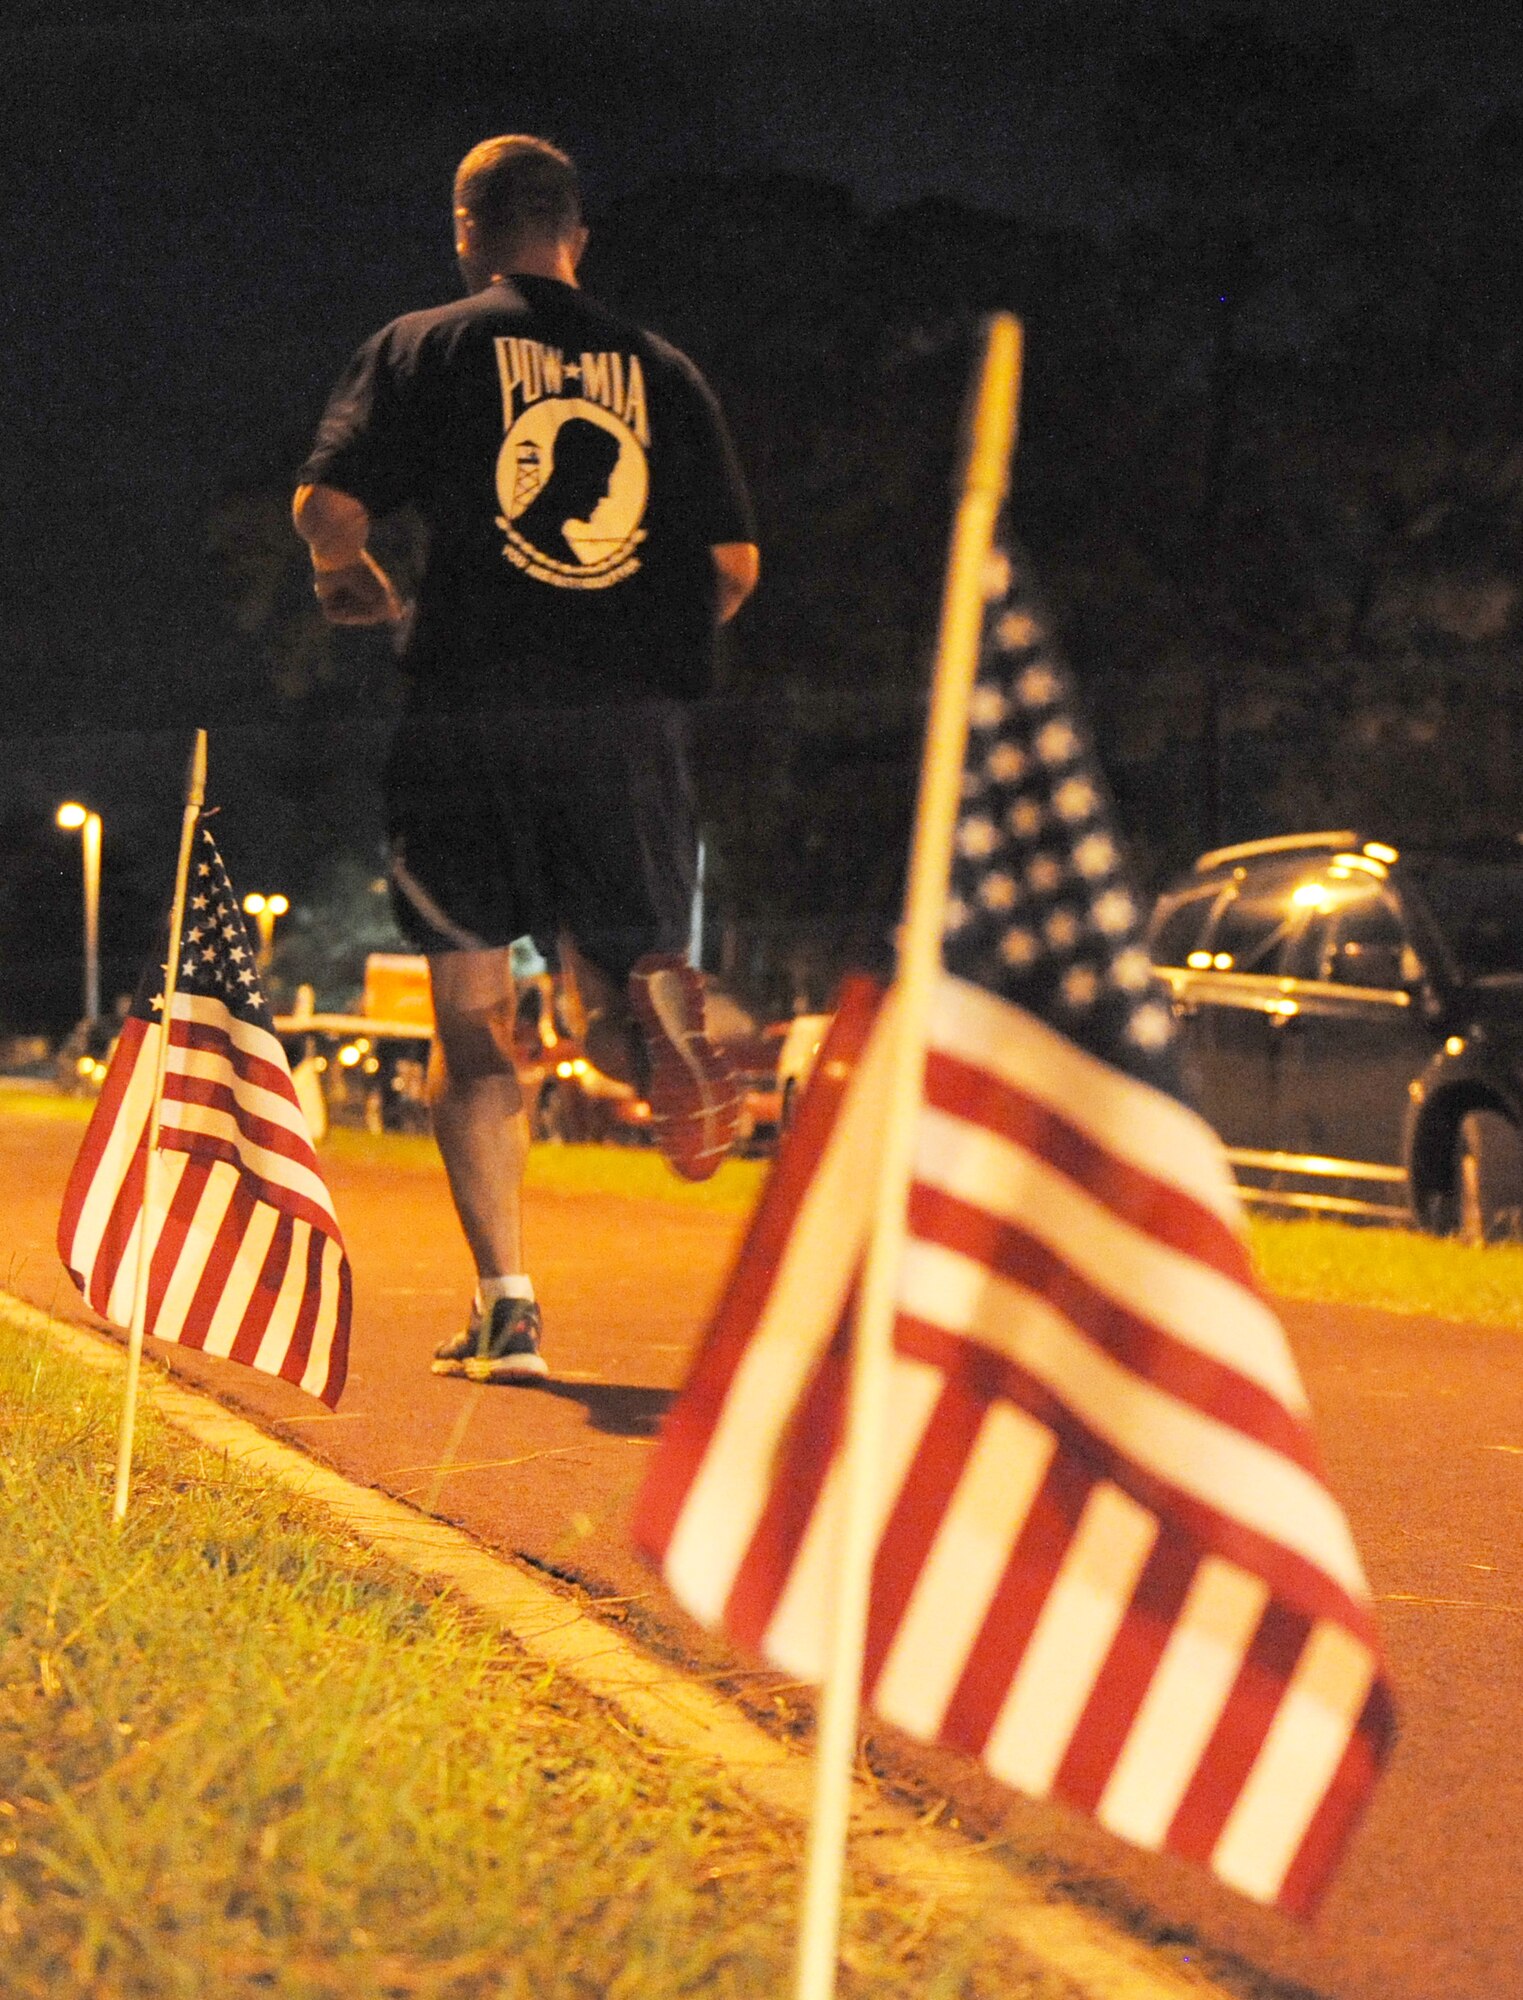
left=300, top=274, right=753, bottom=706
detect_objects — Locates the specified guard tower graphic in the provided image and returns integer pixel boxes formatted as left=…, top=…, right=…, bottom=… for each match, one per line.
left=511, top=441, right=543, bottom=513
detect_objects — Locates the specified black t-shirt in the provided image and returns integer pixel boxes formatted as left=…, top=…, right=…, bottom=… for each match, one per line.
left=298, top=274, right=756, bottom=706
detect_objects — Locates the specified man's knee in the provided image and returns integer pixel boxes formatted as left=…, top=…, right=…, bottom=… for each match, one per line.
left=427, top=950, right=520, bottom=1092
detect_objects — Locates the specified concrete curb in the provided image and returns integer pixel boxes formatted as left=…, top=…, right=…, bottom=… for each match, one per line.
left=4, top=1292, right=1232, bottom=2000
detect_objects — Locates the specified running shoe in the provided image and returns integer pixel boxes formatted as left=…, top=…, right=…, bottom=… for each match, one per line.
left=431, top=1297, right=548, bottom=1383
left=627, top=952, right=742, bottom=1181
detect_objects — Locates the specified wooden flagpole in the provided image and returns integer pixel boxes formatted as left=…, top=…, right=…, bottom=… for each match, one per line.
left=792, top=317, right=1023, bottom=2000
left=112, top=728, right=209, bottom=1524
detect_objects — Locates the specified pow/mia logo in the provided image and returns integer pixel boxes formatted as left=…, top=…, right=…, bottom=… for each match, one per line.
left=493, top=338, right=649, bottom=590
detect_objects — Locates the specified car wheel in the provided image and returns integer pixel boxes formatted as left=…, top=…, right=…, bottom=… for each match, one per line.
left=1457, top=1109, right=1523, bottom=1245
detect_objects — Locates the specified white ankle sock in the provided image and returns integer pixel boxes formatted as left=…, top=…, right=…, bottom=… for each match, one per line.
left=477, top=1274, right=535, bottom=1312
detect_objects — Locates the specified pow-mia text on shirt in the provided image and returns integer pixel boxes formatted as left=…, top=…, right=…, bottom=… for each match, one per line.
left=491, top=339, right=652, bottom=590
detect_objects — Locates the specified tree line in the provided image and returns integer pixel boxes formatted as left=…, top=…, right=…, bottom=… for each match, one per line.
left=193, top=21, right=1523, bottom=1015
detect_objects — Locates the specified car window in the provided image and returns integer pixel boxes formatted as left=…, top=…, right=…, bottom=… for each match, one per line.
left=1410, top=865, right=1523, bottom=980
left=1320, top=890, right=1412, bottom=989
left=1201, top=864, right=1308, bottom=974
left=1148, top=883, right=1223, bottom=967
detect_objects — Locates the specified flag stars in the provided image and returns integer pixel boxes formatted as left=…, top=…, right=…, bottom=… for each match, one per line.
left=968, top=684, right=1008, bottom=730
left=1035, top=719, right=1080, bottom=766
left=939, top=546, right=1190, bottom=1093
left=996, top=610, right=1039, bottom=652
left=1112, top=947, right=1154, bottom=992
left=958, top=816, right=1000, bottom=859
left=1016, top=663, right=1061, bottom=708
left=1053, top=777, right=1099, bottom=823
left=1127, top=1002, right=1175, bottom=1052
left=1061, top=965, right=1101, bottom=1009
left=1073, top=832, right=1118, bottom=880
left=1092, top=888, right=1138, bottom=937
left=1026, top=853, right=1064, bottom=895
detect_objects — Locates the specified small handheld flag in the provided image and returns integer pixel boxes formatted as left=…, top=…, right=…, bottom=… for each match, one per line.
left=633, top=529, right=1393, bottom=1924
left=58, top=815, right=351, bottom=1415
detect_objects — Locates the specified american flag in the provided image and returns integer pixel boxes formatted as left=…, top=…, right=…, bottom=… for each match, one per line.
left=58, top=820, right=350, bottom=1407
left=632, top=532, right=1392, bottom=1916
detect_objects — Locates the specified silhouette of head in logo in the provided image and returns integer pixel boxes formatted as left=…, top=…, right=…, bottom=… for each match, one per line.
left=513, top=418, right=622, bottom=568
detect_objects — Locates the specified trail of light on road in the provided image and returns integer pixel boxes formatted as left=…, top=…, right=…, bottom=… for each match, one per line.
left=421, top=1382, right=487, bottom=1513
left=1378, top=1593, right=1523, bottom=1612
left=400, top=1447, right=587, bottom=1492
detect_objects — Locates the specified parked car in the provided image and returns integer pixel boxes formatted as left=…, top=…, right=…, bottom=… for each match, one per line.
left=776, top=1013, right=833, bottom=1135
left=276, top=959, right=650, bottom=1144
left=513, top=975, right=652, bottom=1146
left=54, top=1013, right=121, bottom=1096
left=1148, top=831, right=1523, bottom=1240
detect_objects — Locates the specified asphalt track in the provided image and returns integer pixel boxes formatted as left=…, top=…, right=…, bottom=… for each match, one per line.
left=3, top=1097, right=1520, bottom=2000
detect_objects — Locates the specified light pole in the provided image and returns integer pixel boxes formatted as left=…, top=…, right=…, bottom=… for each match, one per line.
left=56, top=802, right=102, bottom=1022
left=242, top=892, right=289, bottom=972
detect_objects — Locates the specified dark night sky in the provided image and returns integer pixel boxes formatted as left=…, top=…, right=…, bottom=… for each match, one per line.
left=2, top=0, right=1520, bottom=1013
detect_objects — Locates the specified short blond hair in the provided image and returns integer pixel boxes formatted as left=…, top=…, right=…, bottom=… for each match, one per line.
left=453, top=134, right=581, bottom=251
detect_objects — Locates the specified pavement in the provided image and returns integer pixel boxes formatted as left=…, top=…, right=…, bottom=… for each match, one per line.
left=3, top=1092, right=1521, bottom=2000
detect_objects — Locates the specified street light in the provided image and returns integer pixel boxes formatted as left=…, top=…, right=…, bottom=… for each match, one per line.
left=242, top=891, right=289, bottom=970
left=56, top=801, right=101, bottom=1022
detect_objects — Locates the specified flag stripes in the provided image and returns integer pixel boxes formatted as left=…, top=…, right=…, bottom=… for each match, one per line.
left=649, top=977, right=889, bottom=1624
left=870, top=1397, right=1056, bottom=1739
left=633, top=973, right=1393, bottom=1914
left=1051, top=1528, right=1200, bottom=1812
left=762, top=1353, right=943, bottom=1681
left=922, top=1049, right=1250, bottom=1281
left=1093, top=1554, right=1270, bottom=1845
left=59, top=849, right=350, bottom=1411
left=904, top=1174, right=1311, bottom=1456
left=914, top=1088, right=1303, bottom=1407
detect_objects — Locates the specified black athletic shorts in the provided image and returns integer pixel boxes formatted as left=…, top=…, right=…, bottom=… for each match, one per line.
left=384, top=695, right=697, bottom=984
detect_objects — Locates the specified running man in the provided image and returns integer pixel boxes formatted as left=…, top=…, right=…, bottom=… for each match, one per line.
left=293, top=134, right=759, bottom=1382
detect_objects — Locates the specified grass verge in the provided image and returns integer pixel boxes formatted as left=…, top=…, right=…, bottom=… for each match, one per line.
left=0, top=1305, right=1066, bottom=2000
left=1246, top=1218, right=1523, bottom=1329
left=328, top=1127, right=768, bottom=1214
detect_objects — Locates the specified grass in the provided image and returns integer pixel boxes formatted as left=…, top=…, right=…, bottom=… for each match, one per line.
left=0, top=1306, right=1065, bottom=2000
left=323, top=1126, right=771, bottom=1214
left=1246, top=1217, right=1523, bottom=1329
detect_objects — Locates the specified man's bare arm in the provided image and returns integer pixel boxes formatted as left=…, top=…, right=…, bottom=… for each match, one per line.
left=711, top=541, right=760, bottom=624
left=292, top=482, right=405, bottom=626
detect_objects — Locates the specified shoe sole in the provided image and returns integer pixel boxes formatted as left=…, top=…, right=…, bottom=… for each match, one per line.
left=431, top=1353, right=549, bottom=1382
left=628, top=955, right=742, bottom=1182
